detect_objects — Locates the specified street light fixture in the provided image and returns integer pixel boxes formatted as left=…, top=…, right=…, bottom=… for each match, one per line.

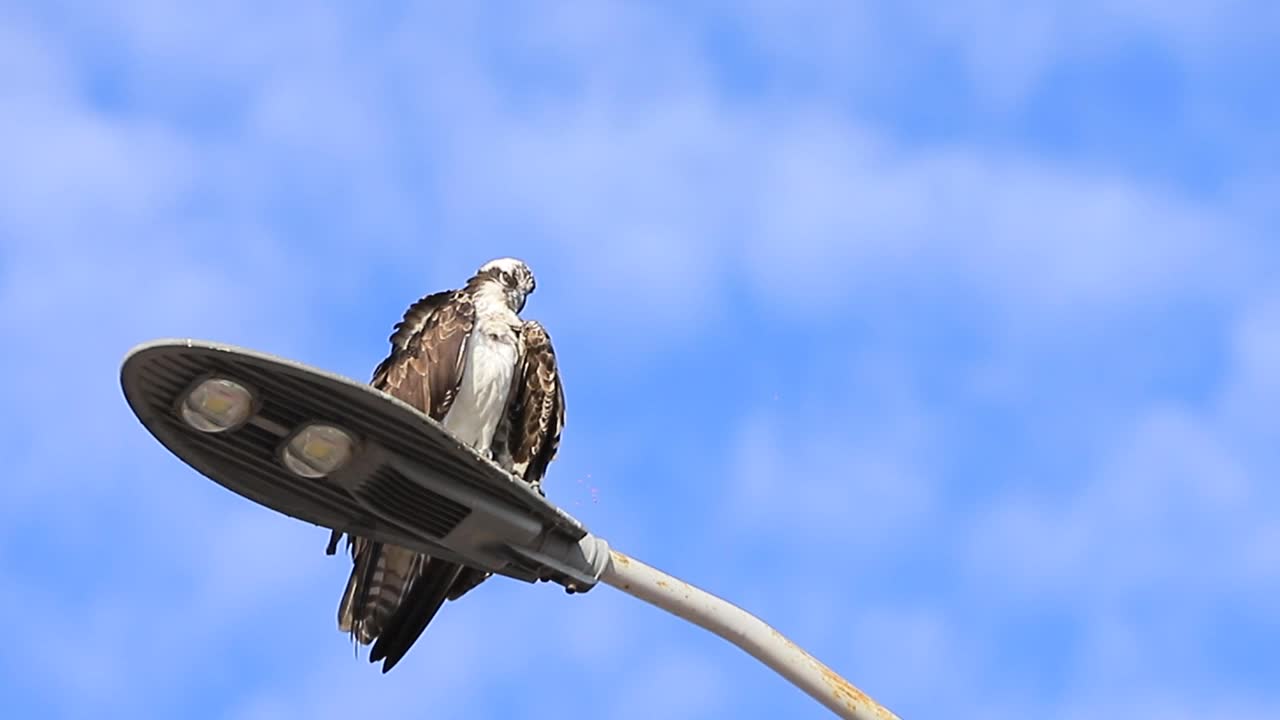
left=121, top=338, right=901, bottom=720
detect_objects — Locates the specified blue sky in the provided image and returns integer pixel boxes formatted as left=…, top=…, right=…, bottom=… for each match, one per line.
left=2, top=2, right=1278, bottom=718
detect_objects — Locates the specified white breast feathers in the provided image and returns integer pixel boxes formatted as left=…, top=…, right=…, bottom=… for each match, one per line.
left=443, top=302, right=520, bottom=455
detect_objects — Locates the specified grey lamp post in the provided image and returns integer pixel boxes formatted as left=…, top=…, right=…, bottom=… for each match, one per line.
left=120, top=339, right=900, bottom=720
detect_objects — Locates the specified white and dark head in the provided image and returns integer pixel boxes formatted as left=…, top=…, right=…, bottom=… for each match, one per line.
left=473, top=257, right=537, bottom=312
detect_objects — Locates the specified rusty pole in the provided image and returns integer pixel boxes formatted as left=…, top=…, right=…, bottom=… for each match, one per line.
left=600, top=550, right=901, bottom=720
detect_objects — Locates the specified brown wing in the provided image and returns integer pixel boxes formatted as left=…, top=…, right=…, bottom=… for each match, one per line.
left=379, top=290, right=453, bottom=365
left=508, top=320, right=566, bottom=489
left=329, top=289, right=477, bottom=672
left=371, top=289, right=474, bottom=418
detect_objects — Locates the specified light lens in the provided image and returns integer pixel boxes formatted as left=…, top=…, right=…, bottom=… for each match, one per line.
left=282, top=424, right=356, bottom=478
left=180, top=377, right=254, bottom=432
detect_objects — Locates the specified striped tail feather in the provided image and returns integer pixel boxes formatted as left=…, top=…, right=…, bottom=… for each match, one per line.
left=337, top=541, right=423, bottom=646
left=335, top=536, right=469, bottom=671
left=368, top=557, right=464, bottom=672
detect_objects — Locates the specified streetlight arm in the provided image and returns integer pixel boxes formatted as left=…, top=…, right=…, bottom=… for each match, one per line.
left=600, top=550, right=900, bottom=720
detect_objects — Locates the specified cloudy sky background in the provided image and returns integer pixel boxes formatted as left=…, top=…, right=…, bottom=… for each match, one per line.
left=2, top=2, right=1278, bottom=718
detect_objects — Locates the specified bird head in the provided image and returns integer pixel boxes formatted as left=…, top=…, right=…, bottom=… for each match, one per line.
left=477, top=257, right=536, bottom=313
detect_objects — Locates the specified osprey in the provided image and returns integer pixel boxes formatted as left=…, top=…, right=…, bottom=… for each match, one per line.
left=324, top=257, right=566, bottom=672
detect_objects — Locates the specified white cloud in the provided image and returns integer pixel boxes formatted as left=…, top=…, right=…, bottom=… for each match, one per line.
left=966, top=402, right=1270, bottom=601
left=844, top=605, right=972, bottom=712
left=734, top=0, right=1277, bottom=108
left=959, top=288, right=1280, bottom=712
left=720, top=392, right=938, bottom=549
left=604, top=649, right=727, bottom=720
left=1223, top=292, right=1280, bottom=425
left=1054, top=694, right=1280, bottom=720
left=0, top=12, right=371, bottom=712
left=746, top=130, right=1251, bottom=316
left=10, top=0, right=1262, bottom=345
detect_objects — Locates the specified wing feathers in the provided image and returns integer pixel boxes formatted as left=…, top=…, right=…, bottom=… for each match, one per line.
left=373, top=290, right=474, bottom=418
left=508, top=320, right=566, bottom=489
left=370, top=290, right=454, bottom=387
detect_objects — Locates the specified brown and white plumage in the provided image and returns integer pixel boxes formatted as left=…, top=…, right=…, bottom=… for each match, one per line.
left=325, top=258, right=566, bottom=673
left=494, top=320, right=566, bottom=494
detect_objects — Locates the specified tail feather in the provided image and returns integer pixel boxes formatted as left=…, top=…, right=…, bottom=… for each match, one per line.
left=368, top=557, right=465, bottom=672
left=337, top=542, right=422, bottom=646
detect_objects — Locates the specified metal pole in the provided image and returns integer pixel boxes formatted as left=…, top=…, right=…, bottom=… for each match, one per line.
left=600, top=550, right=901, bottom=720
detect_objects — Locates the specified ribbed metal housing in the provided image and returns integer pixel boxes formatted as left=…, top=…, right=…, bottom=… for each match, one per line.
left=360, top=465, right=471, bottom=540
left=121, top=339, right=591, bottom=579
